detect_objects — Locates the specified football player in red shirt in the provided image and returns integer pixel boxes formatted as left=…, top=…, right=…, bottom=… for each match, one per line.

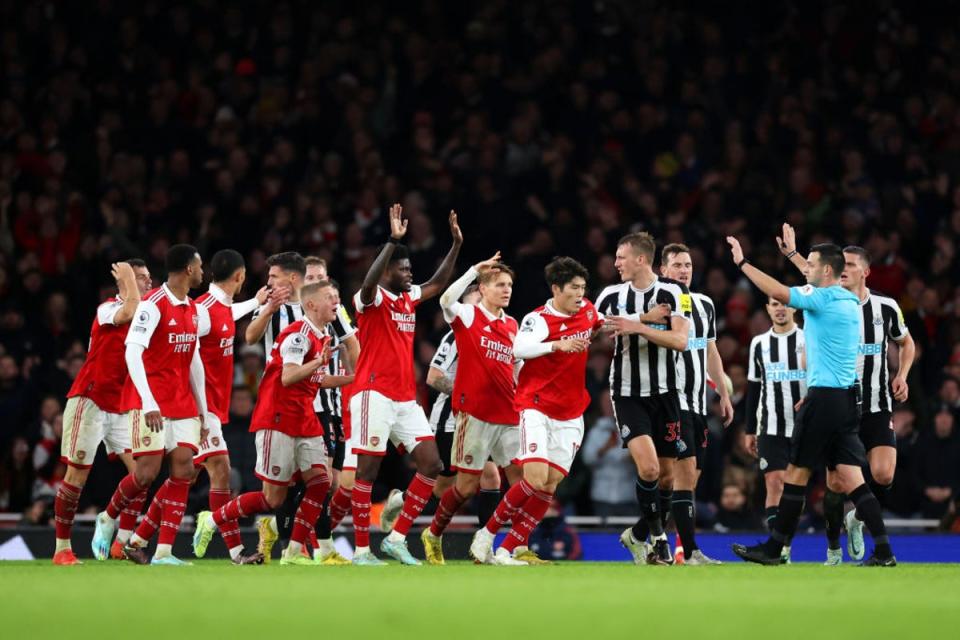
left=94, top=245, right=209, bottom=565
left=349, top=203, right=461, bottom=565
left=192, top=281, right=353, bottom=565
left=420, top=253, right=524, bottom=564
left=54, top=260, right=150, bottom=565
left=470, top=257, right=604, bottom=565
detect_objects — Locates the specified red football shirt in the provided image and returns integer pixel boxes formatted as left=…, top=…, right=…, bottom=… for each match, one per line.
left=514, top=299, right=604, bottom=421
left=67, top=297, right=129, bottom=414
left=450, top=304, right=519, bottom=425
left=196, top=286, right=236, bottom=423
left=250, top=319, right=330, bottom=438
left=120, top=285, right=203, bottom=419
left=351, top=285, right=422, bottom=402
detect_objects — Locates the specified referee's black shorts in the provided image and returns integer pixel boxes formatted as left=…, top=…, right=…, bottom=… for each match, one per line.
left=612, top=392, right=681, bottom=458
left=679, top=410, right=708, bottom=469
left=859, top=410, right=896, bottom=451
left=317, top=413, right=345, bottom=471
left=790, top=387, right=866, bottom=471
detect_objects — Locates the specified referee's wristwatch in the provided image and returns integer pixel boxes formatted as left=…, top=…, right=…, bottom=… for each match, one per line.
left=736, top=257, right=750, bottom=270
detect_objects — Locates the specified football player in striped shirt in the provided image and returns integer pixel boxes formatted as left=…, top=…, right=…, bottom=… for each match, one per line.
left=744, top=296, right=806, bottom=563
left=596, top=233, right=691, bottom=565
left=658, top=243, right=734, bottom=565
left=55, top=261, right=148, bottom=565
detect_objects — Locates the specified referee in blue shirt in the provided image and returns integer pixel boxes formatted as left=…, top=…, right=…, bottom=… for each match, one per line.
left=726, top=236, right=895, bottom=566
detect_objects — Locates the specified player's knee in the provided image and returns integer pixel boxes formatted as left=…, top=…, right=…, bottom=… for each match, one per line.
left=418, top=456, right=443, bottom=479
left=135, top=467, right=159, bottom=487
left=264, top=491, right=286, bottom=510
left=480, top=465, right=502, bottom=491
left=826, top=475, right=844, bottom=493
left=637, top=462, right=659, bottom=482
left=455, top=474, right=481, bottom=498
left=207, top=458, right=231, bottom=488
left=871, top=464, right=895, bottom=487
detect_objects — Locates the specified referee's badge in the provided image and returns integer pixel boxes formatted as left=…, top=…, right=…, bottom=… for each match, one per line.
left=759, top=457, right=768, bottom=471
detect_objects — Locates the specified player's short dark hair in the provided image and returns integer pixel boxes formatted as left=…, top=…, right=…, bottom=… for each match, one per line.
left=125, top=258, right=147, bottom=269
left=661, top=243, right=691, bottom=264
left=328, top=277, right=340, bottom=290
left=843, top=245, right=871, bottom=268
left=478, top=263, right=515, bottom=285
left=301, top=281, right=332, bottom=299
left=464, top=284, right=480, bottom=298
left=304, top=256, right=327, bottom=269
left=545, top=256, right=589, bottom=289
left=810, top=243, right=845, bottom=277
left=618, top=232, right=656, bottom=262
left=166, top=244, right=199, bottom=273
left=210, top=249, right=245, bottom=282
left=377, top=243, right=410, bottom=264
left=266, top=251, right=306, bottom=277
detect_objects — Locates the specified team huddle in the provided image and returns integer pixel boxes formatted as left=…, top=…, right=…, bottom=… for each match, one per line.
left=50, top=205, right=911, bottom=567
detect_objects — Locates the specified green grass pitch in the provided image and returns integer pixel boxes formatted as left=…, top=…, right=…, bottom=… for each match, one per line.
left=2, top=561, right=959, bottom=639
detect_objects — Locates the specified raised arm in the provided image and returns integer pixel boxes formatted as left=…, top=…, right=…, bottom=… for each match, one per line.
left=360, top=203, right=407, bottom=306
left=439, top=252, right=500, bottom=323
left=112, top=262, right=140, bottom=325
left=419, top=210, right=464, bottom=302
left=246, top=286, right=289, bottom=344
left=513, top=313, right=590, bottom=360
left=777, top=223, right=808, bottom=276
left=727, top=236, right=791, bottom=304
left=233, top=286, right=269, bottom=321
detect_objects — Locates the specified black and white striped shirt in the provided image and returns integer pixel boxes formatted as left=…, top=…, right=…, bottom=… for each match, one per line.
left=678, top=292, right=716, bottom=415
left=253, top=301, right=304, bottom=355
left=427, top=331, right=459, bottom=434
left=747, top=327, right=807, bottom=437
left=313, top=305, right=357, bottom=416
left=596, top=277, right=691, bottom=398
left=857, top=291, right=909, bottom=414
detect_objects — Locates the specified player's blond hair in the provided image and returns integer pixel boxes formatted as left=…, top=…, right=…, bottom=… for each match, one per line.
left=478, top=263, right=515, bottom=285
left=618, top=232, right=656, bottom=262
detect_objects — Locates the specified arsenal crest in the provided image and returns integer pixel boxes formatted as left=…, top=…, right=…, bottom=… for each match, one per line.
left=587, top=310, right=595, bottom=321
left=464, top=455, right=474, bottom=465
left=143, top=436, right=151, bottom=446
left=529, top=443, right=538, bottom=453
left=370, top=436, right=380, bottom=446
left=212, top=437, right=220, bottom=447
left=77, top=450, right=86, bottom=461
left=272, top=466, right=281, bottom=476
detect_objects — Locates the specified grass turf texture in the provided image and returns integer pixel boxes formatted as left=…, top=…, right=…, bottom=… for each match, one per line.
left=2, top=561, right=959, bottom=639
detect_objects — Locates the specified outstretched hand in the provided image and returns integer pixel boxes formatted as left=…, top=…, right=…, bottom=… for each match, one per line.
left=449, top=210, right=463, bottom=244
left=777, top=223, right=797, bottom=256
left=389, top=203, right=408, bottom=240
left=474, top=251, right=501, bottom=274
left=727, top=236, right=745, bottom=264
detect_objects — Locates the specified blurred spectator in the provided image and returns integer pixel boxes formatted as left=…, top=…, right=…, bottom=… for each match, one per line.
left=0, top=436, right=34, bottom=512
left=528, top=499, right=582, bottom=561
left=714, top=484, right=762, bottom=532
left=917, top=409, right=960, bottom=519
left=886, top=407, right=923, bottom=518
left=580, top=392, right=636, bottom=517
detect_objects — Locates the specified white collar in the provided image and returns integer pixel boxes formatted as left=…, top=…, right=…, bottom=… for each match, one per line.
left=208, top=283, right=232, bottom=305
left=162, top=282, right=190, bottom=306
left=303, top=317, right=326, bottom=337
left=544, top=300, right=577, bottom=318
left=477, top=302, right=506, bottom=322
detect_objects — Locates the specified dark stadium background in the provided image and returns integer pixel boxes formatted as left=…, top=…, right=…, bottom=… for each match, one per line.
left=1, top=0, right=958, bottom=535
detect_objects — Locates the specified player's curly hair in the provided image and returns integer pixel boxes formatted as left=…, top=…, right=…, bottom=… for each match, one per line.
left=544, top=256, right=588, bottom=289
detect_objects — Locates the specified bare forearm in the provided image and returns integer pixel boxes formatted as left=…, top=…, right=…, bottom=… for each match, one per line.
left=428, top=376, right=454, bottom=395
left=788, top=253, right=806, bottom=275
left=281, top=362, right=323, bottom=386
left=638, top=325, right=687, bottom=351
left=245, top=311, right=271, bottom=344
left=360, top=243, right=396, bottom=305
left=740, top=264, right=791, bottom=303
left=421, top=240, right=463, bottom=300
left=897, top=336, right=916, bottom=379
left=320, top=374, right=355, bottom=389
left=707, top=344, right=730, bottom=401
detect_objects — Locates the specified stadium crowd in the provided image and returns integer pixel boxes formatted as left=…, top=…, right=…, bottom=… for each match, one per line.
left=1, top=0, right=959, bottom=533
